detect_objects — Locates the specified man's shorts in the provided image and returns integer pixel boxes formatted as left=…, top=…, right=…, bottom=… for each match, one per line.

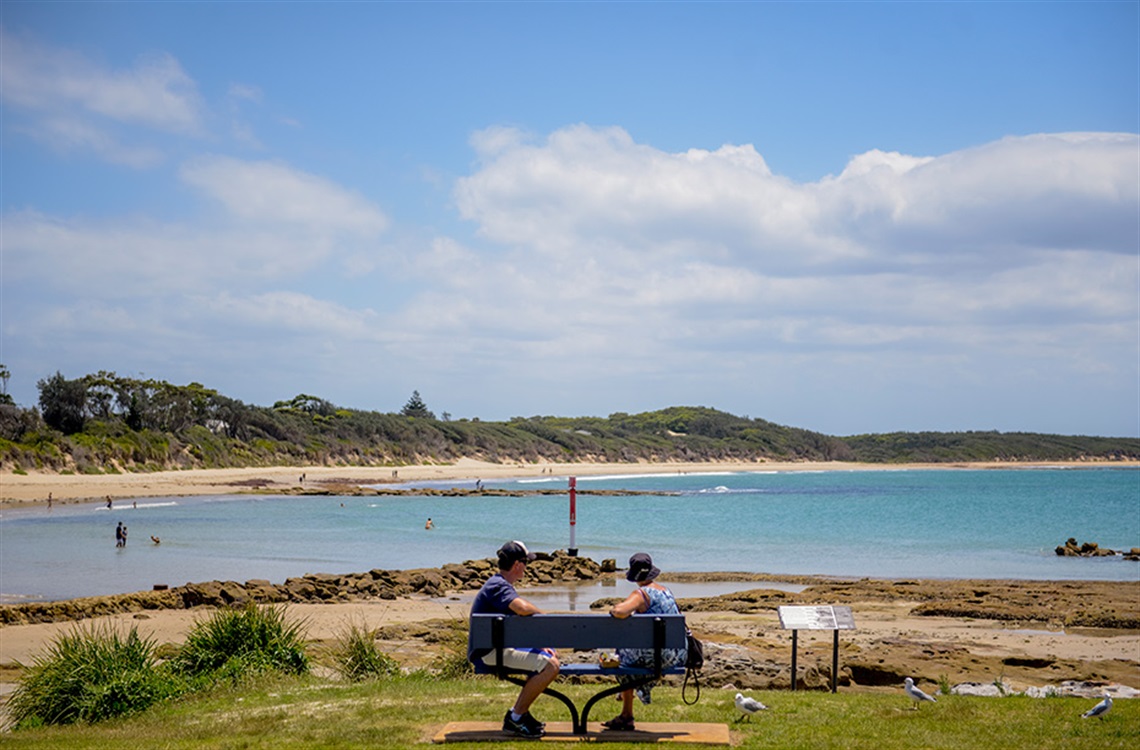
left=478, top=647, right=555, bottom=673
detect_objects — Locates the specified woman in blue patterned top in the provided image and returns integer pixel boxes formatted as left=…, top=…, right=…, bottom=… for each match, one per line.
left=603, top=552, right=687, bottom=731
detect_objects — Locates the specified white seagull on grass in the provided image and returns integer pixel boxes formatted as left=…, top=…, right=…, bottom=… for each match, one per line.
left=734, top=692, right=768, bottom=721
left=903, top=677, right=937, bottom=709
left=1081, top=694, right=1112, bottom=719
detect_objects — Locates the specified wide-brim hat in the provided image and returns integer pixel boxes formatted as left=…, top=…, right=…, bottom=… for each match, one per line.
left=626, top=552, right=661, bottom=582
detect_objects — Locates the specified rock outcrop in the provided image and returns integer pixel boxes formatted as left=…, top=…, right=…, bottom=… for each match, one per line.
left=0, top=550, right=604, bottom=625
left=1055, top=538, right=1140, bottom=560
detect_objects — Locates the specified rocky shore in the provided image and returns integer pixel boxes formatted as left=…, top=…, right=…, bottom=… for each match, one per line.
left=0, top=551, right=609, bottom=626
left=667, top=577, right=1139, bottom=694
left=2, top=554, right=1137, bottom=698
left=1055, top=537, right=1140, bottom=560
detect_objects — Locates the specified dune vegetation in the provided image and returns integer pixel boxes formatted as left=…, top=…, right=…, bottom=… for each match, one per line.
left=2, top=371, right=1137, bottom=475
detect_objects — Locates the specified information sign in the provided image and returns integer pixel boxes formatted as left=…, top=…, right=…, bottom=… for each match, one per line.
left=777, top=605, right=856, bottom=631
left=777, top=605, right=856, bottom=693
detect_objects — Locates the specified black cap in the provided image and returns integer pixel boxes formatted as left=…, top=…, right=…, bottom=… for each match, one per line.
left=625, top=552, right=661, bottom=583
left=497, top=540, right=536, bottom=568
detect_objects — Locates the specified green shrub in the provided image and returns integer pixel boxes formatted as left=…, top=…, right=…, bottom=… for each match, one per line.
left=331, top=621, right=400, bottom=682
left=6, top=624, right=180, bottom=728
left=169, top=604, right=309, bottom=682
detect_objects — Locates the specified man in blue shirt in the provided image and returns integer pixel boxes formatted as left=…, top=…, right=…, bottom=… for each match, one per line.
left=468, top=540, right=560, bottom=738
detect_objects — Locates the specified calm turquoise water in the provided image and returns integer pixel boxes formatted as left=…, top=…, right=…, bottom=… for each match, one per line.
left=1, top=468, right=1137, bottom=602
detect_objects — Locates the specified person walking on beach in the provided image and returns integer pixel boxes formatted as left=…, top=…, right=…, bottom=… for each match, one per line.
left=468, top=541, right=559, bottom=739
left=602, top=552, right=687, bottom=731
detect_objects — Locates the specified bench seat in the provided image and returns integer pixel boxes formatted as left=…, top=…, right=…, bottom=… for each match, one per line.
left=558, top=662, right=686, bottom=678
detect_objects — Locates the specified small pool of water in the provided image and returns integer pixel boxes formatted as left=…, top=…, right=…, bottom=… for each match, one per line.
left=439, top=579, right=806, bottom=612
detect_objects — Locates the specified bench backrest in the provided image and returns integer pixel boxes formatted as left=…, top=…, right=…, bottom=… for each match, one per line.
left=470, top=613, right=687, bottom=651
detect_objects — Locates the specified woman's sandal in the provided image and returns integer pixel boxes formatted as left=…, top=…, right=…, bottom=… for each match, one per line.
left=602, top=715, right=635, bottom=731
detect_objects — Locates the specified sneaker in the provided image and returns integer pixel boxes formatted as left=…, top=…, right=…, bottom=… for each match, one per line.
left=521, top=712, right=546, bottom=733
left=503, top=710, right=545, bottom=738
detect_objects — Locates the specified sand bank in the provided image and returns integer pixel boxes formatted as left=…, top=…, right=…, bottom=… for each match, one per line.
left=4, top=458, right=1135, bottom=505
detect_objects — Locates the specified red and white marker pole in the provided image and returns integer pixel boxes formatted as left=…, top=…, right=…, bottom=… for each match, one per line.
left=568, top=476, right=578, bottom=556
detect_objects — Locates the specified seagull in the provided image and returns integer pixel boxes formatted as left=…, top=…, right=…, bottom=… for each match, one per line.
left=904, top=677, right=937, bottom=709
left=734, top=692, right=768, bottom=722
left=1081, top=694, right=1112, bottom=719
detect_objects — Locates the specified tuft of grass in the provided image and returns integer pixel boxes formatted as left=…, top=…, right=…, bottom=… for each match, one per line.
left=6, top=624, right=183, bottom=728
left=330, top=620, right=400, bottom=682
left=423, top=618, right=474, bottom=680
left=168, top=603, right=309, bottom=683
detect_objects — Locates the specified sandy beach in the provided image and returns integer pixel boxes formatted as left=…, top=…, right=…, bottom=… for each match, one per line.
left=4, top=458, right=1136, bottom=505
left=2, top=459, right=1137, bottom=705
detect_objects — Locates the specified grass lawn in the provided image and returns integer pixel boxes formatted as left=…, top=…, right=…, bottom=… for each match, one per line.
left=2, top=675, right=1136, bottom=749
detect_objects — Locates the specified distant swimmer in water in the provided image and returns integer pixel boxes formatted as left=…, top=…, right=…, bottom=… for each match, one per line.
left=425, top=518, right=434, bottom=530
left=151, top=535, right=161, bottom=545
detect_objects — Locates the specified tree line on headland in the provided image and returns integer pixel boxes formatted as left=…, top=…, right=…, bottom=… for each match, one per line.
left=0, top=369, right=1137, bottom=474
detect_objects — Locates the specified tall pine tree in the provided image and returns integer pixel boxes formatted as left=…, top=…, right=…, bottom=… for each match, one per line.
left=400, top=390, right=435, bottom=419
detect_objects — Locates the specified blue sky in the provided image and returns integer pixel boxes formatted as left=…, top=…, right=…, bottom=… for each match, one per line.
left=2, top=2, right=1137, bottom=438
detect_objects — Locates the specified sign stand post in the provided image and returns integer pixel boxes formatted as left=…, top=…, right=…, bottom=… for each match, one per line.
left=778, top=605, right=856, bottom=693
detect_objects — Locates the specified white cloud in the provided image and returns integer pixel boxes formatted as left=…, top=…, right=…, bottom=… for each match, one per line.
left=227, top=83, right=263, bottom=104
left=434, top=126, right=1140, bottom=414
left=15, top=116, right=166, bottom=168
left=180, top=156, right=390, bottom=235
left=820, top=133, right=1139, bottom=266
left=0, top=156, right=388, bottom=299
left=0, top=28, right=205, bottom=137
left=458, top=126, right=1138, bottom=274
left=469, top=125, right=530, bottom=159
left=201, top=291, right=381, bottom=338
left=225, top=83, right=265, bottom=148
left=3, top=123, right=1135, bottom=434
left=456, top=124, right=826, bottom=266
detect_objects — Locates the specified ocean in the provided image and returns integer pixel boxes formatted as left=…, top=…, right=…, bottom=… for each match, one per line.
left=1, top=468, right=1137, bottom=603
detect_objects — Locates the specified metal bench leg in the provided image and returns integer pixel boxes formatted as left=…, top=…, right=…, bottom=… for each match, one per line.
left=580, top=676, right=655, bottom=735
left=503, top=676, right=582, bottom=735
